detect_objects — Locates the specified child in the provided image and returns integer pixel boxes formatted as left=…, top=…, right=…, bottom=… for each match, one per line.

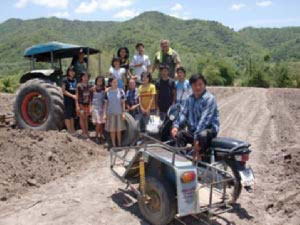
left=126, top=78, right=140, bottom=120
left=130, top=43, right=151, bottom=82
left=138, top=72, right=156, bottom=132
left=109, top=57, right=126, bottom=90
left=155, top=65, right=176, bottom=121
left=103, top=78, right=126, bottom=147
left=76, top=72, right=91, bottom=139
left=175, top=67, right=192, bottom=107
left=91, top=76, right=106, bottom=143
left=62, top=66, right=77, bottom=135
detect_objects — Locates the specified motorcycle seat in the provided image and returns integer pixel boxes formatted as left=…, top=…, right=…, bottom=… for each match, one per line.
left=211, top=137, right=249, bottom=150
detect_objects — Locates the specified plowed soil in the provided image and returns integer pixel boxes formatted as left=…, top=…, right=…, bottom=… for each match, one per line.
left=0, top=87, right=299, bottom=225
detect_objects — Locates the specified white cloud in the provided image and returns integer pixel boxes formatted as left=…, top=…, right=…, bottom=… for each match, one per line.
left=75, top=0, right=133, bottom=14
left=171, top=3, right=183, bottom=11
left=114, top=9, right=139, bottom=19
left=256, top=1, right=272, bottom=7
left=52, top=11, right=70, bottom=18
left=231, top=3, right=246, bottom=11
left=75, top=0, right=98, bottom=13
left=15, top=0, right=69, bottom=9
left=169, top=13, right=188, bottom=20
left=15, top=0, right=27, bottom=8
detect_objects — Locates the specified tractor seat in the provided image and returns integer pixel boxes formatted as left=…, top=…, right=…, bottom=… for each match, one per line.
left=210, top=137, right=249, bottom=149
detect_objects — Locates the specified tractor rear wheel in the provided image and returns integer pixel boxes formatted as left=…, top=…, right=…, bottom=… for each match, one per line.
left=14, top=79, right=64, bottom=130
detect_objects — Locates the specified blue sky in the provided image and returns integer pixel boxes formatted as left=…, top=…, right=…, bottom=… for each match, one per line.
left=0, top=0, right=299, bottom=30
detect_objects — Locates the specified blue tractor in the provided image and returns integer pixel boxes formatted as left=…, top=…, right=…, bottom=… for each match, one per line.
left=14, top=42, right=101, bottom=130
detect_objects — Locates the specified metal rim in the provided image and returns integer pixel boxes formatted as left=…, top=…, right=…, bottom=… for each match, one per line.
left=21, top=91, right=48, bottom=127
left=145, top=190, right=161, bottom=213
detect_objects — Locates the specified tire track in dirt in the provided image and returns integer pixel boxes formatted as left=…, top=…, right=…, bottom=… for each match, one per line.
left=214, top=88, right=275, bottom=225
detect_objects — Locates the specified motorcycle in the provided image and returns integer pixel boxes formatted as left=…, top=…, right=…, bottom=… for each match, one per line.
left=137, top=103, right=255, bottom=202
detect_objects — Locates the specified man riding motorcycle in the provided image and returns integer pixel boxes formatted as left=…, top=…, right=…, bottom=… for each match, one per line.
left=171, top=74, right=220, bottom=162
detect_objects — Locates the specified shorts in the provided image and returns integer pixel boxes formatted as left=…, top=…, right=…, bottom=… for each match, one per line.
left=78, top=104, right=90, bottom=116
left=92, top=109, right=104, bottom=124
left=64, top=100, right=76, bottom=119
left=105, top=114, right=126, bottom=132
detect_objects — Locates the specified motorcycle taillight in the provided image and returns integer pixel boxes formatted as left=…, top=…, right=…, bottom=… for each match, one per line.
left=235, top=154, right=249, bottom=162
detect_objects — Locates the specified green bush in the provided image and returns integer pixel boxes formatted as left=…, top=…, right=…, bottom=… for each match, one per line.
left=271, top=63, right=293, bottom=88
left=0, top=77, right=18, bottom=93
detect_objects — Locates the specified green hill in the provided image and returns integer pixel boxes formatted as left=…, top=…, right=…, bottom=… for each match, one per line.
left=0, top=11, right=299, bottom=83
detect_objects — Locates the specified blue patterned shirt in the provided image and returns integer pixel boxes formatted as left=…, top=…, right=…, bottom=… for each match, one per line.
left=126, top=88, right=140, bottom=115
left=173, top=90, right=220, bottom=140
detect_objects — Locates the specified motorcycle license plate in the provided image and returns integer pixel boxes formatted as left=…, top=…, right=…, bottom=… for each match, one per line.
left=239, top=168, right=254, bottom=186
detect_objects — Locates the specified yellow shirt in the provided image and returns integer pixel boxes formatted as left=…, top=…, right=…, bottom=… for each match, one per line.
left=139, top=84, right=156, bottom=110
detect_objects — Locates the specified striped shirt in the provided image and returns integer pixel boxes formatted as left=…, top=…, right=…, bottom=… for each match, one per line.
left=173, top=90, right=220, bottom=140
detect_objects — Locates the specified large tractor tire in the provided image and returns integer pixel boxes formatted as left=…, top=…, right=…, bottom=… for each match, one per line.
left=14, top=79, right=64, bottom=130
left=138, top=177, right=176, bottom=225
left=104, top=112, right=138, bottom=148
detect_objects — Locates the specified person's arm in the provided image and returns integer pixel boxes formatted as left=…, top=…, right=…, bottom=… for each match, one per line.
left=103, top=93, right=108, bottom=121
left=131, top=102, right=140, bottom=110
left=171, top=99, right=188, bottom=138
left=75, top=86, right=80, bottom=113
left=125, top=91, right=131, bottom=111
left=121, top=91, right=126, bottom=119
left=194, top=96, right=218, bottom=141
left=88, top=87, right=93, bottom=114
left=155, top=82, right=160, bottom=112
left=133, top=56, right=143, bottom=67
left=172, top=81, right=176, bottom=104
left=62, top=83, right=76, bottom=100
left=71, top=56, right=77, bottom=66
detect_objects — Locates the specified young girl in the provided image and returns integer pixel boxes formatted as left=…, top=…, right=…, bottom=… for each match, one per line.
left=138, top=72, right=156, bottom=132
left=109, top=57, right=126, bottom=90
left=103, top=78, right=126, bottom=147
left=62, top=66, right=77, bottom=135
left=76, top=72, right=91, bottom=139
left=91, top=76, right=106, bottom=143
left=117, top=47, right=133, bottom=86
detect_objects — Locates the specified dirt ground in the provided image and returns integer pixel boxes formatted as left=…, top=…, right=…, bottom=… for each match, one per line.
left=0, top=87, right=299, bottom=225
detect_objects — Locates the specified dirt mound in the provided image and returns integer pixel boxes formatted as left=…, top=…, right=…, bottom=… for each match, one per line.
left=0, top=126, right=106, bottom=201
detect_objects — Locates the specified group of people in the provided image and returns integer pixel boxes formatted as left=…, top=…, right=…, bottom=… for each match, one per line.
left=62, top=39, right=220, bottom=160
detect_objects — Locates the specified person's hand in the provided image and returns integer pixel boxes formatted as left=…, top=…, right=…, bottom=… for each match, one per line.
left=171, top=127, right=178, bottom=139
left=73, top=95, right=77, bottom=100
left=122, top=112, right=126, bottom=120
left=193, top=141, right=200, bottom=162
